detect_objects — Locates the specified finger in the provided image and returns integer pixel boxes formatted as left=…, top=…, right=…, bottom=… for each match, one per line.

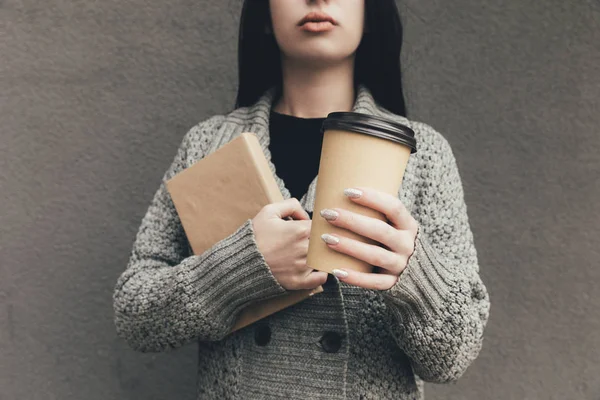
left=321, top=207, right=401, bottom=251
left=344, top=187, right=416, bottom=231
left=321, top=233, right=406, bottom=275
left=332, top=268, right=399, bottom=291
left=299, top=270, right=328, bottom=289
left=292, top=220, right=312, bottom=239
left=271, top=198, right=311, bottom=220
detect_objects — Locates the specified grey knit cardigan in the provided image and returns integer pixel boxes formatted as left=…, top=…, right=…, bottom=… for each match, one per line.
left=113, top=85, right=490, bottom=400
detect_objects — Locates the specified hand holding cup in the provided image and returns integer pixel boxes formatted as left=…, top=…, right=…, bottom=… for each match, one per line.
left=318, top=186, right=419, bottom=291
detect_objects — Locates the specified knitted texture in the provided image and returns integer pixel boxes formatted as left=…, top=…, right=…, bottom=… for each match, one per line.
left=113, top=86, right=490, bottom=399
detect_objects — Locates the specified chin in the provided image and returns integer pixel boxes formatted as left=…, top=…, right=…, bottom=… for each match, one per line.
left=287, top=44, right=357, bottom=65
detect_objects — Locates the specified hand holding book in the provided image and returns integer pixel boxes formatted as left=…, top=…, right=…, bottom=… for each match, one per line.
left=165, top=133, right=324, bottom=333
left=252, top=198, right=329, bottom=291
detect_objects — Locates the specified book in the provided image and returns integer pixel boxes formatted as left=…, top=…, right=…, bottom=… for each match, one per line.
left=165, top=132, right=323, bottom=333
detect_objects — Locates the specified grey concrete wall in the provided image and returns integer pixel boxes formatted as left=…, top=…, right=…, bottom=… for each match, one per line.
left=1, top=1, right=598, bottom=399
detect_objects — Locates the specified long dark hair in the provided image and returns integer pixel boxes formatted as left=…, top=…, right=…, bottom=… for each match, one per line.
left=235, top=0, right=407, bottom=117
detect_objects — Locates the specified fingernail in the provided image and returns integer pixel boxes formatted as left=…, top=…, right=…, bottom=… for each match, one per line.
left=321, top=233, right=339, bottom=245
left=332, top=269, right=349, bottom=278
left=344, top=188, right=362, bottom=199
left=320, top=209, right=339, bottom=221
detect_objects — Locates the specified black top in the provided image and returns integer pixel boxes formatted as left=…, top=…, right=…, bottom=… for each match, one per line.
left=268, top=110, right=326, bottom=202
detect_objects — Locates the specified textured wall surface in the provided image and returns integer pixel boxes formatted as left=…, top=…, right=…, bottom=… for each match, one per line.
left=1, top=1, right=599, bottom=399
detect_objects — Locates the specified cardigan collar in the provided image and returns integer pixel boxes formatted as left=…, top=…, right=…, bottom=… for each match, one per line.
left=217, top=85, right=410, bottom=214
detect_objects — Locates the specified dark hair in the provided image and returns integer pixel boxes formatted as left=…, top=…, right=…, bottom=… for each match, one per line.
left=235, top=0, right=407, bottom=117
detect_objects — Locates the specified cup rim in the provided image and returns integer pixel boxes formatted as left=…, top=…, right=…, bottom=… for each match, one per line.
left=322, top=112, right=417, bottom=153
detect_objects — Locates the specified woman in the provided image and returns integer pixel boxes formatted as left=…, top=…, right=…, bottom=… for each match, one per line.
left=113, top=1, right=490, bottom=399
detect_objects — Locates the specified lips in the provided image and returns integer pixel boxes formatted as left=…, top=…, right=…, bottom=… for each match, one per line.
left=298, top=11, right=337, bottom=27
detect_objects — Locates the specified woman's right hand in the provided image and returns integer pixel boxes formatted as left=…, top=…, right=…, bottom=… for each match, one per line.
left=252, top=198, right=329, bottom=291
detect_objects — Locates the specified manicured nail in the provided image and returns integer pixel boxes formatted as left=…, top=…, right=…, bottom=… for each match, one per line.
left=332, top=269, right=349, bottom=278
left=321, top=233, right=340, bottom=245
left=344, top=188, right=362, bottom=199
left=320, top=209, right=339, bottom=221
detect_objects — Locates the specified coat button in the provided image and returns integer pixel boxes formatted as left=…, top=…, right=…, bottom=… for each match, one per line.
left=319, top=331, right=342, bottom=353
left=254, top=323, right=271, bottom=346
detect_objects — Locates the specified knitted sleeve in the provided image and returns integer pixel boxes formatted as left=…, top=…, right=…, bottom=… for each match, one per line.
left=113, top=118, right=287, bottom=352
left=379, top=133, right=490, bottom=383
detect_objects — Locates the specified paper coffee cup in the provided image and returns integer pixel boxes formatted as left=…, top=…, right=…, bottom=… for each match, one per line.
left=306, top=112, right=417, bottom=274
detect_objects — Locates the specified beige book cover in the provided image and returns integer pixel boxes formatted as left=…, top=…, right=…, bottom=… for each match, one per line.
left=166, top=132, right=323, bottom=333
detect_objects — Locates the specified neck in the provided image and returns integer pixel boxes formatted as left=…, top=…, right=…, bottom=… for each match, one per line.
left=273, top=58, right=355, bottom=118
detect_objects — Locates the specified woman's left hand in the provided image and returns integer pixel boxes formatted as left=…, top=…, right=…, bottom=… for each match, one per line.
left=319, top=186, right=419, bottom=291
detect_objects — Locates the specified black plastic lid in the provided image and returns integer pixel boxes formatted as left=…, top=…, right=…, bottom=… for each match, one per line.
left=322, top=112, right=417, bottom=153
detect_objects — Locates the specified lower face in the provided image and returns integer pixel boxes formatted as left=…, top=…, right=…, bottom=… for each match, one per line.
left=269, top=0, right=366, bottom=65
